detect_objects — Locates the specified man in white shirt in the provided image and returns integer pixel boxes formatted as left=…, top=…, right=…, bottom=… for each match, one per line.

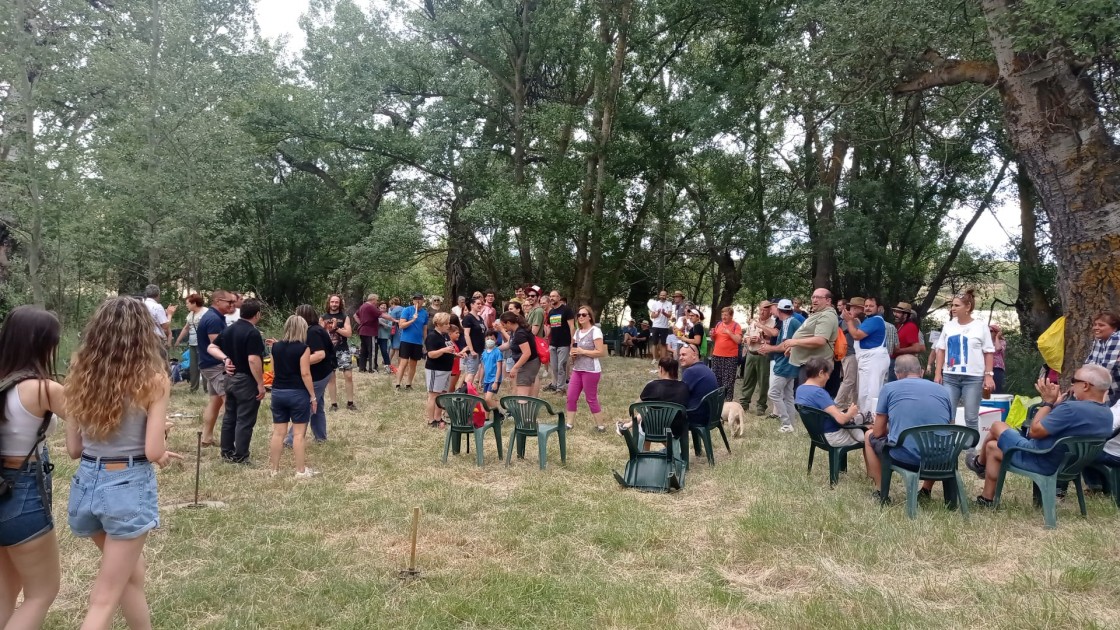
left=143, top=284, right=171, bottom=347
left=649, top=289, right=673, bottom=365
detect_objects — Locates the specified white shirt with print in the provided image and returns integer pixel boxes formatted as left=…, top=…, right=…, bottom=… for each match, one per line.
left=934, top=318, right=994, bottom=377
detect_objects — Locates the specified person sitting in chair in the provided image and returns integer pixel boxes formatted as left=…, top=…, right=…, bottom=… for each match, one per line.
left=680, top=345, right=717, bottom=429
left=863, top=355, right=953, bottom=499
left=616, top=357, right=691, bottom=444
left=634, top=321, right=652, bottom=357
left=794, top=356, right=864, bottom=448
left=967, top=363, right=1114, bottom=507
left=621, top=319, right=639, bottom=357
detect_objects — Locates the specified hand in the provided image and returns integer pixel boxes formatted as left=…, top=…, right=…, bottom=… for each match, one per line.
left=265, top=338, right=277, bottom=347
left=841, top=308, right=852, bottom=321
left=256, top=385, right=266, bottom=400
left=983, top=375, right=996, bottom=393
left=310, top=398, right=318, bottom=413
left=156, top=451, right=183, bottom=468
left=166, top=305, right=178, bottom=317
left=509, top=368, right=518, bottom=380
left=849, top=403, right=860, bottom=417
left=933, top=372, right=943, bottom=385
left=1035, top=377, right=1060, bottom=404
left=224, top=357, right=235, bottom=375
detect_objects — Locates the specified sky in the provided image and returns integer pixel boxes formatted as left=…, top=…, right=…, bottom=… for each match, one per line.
left=252, top=0, right=1022, bottom=254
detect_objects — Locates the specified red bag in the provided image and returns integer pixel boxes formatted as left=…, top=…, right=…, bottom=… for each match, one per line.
left=464, top=382, right=487, bottom=428
left=535, top=336, right=550, bottom=365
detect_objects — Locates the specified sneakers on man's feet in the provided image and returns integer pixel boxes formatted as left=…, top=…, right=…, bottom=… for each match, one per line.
left=405, top=385, right=412, bottom=391
left=347, top=402, right=358, bottom=411
left=330, top=403, right=339, bottom=412
left=975, top=495, right=995, bottom=508
left=965, top=453, right=986, bottom=479
left=295, top=468, right=319, bottom=479
left=778, top=424, right=794, bottom=433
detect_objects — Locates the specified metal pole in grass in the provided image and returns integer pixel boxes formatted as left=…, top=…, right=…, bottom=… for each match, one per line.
left=398, top=507, right=422, bottom=580
left=187, top=430, right=203, bottom=508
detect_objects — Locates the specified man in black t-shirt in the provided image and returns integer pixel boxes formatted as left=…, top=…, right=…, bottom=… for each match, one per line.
left=545, top=290, right=575, bottom=392
left=323, top=294, right=357, bottom=411
left=209, top=299, right=266, bottom=464
left=461, top=297, right=486, bottom=387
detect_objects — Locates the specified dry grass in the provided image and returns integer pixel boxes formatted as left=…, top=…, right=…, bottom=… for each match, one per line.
left=37, top=356, right=1120, bottom=628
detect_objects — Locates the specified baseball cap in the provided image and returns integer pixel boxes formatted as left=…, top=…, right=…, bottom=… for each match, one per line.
left=776, top=299, right=794, bottom=311
left=411, top=292, right=424, bottom=300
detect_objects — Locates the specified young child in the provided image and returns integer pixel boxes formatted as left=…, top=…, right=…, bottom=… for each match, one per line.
left=480, top=330, right=504, bottom=410
left=448, top=324, right=465, bottom=392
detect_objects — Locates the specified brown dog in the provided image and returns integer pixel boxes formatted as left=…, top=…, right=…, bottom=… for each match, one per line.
left=722, top=401, right=746, bottom=438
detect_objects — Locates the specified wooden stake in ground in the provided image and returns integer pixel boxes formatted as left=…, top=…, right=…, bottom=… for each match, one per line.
left=398, top=507, right=422, bottom=580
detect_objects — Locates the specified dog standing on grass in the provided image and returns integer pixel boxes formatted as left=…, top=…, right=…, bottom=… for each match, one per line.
left=722, top=401, right=746, bottom=437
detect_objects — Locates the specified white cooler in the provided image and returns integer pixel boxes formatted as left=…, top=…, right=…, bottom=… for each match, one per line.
left=955, top=407, right=1003, bottom=450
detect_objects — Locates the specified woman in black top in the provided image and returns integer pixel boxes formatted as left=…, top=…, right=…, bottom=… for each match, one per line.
left=684, top=307, right=704, bottom=352
left=285, top=305, right=331, bottom=446
left=617, top=357, right=692, bottom=442
left=268, top=315, right=317, bottom=478
left=500, top=311, right=539, bottom=395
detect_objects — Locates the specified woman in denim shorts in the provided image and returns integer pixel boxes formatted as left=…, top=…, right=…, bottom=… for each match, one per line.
left=268, top=315, right=318, bottom=478
left=63, top=297, right=182, bottom=629
left=0, top=306, right=65, bottom=628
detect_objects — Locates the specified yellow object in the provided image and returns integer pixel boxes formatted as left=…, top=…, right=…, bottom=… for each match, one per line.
left=1006, top=395, right=1040, bottom=429
left=263, top=356, right=273, bottom=374
left=1036, top=316, right=1065, bottom=372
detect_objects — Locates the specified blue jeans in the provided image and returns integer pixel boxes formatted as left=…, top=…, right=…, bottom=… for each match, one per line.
left=285, top=375, right=330, bottom=446
left=68, top=457, right=157, bottom=540
left=942, top=373, right=983, bottom=431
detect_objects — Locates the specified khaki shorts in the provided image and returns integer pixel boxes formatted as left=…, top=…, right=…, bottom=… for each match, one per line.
left=516, top=358, right=541, bottom=387
left=201, top=366, right=227, bottom=396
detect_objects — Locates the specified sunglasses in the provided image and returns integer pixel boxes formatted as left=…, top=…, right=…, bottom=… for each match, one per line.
left=1070, top=377, right=1087, bottom=386
left=528, top=294, right=537, bottom=298
left=578, top=313, right=590, bottom=318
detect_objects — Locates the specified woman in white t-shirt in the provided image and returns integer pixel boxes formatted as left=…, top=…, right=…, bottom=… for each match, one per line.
left=173, top=293, right=208, bottom=393
left=933, top=289, right=995, bottom=434
left=566, top=305, right=607, bottom=432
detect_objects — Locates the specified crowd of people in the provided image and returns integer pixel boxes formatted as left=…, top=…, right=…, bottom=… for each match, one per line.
left=2, top=281, right=1119, bottom=627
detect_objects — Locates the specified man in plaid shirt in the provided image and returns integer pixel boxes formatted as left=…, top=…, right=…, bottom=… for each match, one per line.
left=1085, top=312, right=1120, bottom=405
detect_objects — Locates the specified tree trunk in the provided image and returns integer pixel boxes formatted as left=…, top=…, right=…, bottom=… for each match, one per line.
left=445, top=189, right=472, bottom=305
left=979, top=0, right=1120, bottom=376
left=812, top=133, right=849, bottom=289
left=1013, top=163, right=1059, bottom=340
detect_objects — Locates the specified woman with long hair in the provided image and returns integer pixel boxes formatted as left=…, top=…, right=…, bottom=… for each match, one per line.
left=709, top=307, right=742, bottom=401
left=288, top=305, right=331, bottom=445
left=0, top=306, right=64, bottom=629
left=500, top=311, right=540, bottom=396
left=933, top=289, right=995, bottom=436
left=567, top=305, right=607, bottom=432
left=268, top=315, right=318, bottom=477
left=64, top=296, right=182, bottom=630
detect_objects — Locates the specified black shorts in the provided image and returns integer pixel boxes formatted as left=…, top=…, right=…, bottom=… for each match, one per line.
left=399, top=341, right=425, bottom=361
left=651, top=327, right=670, bottom=345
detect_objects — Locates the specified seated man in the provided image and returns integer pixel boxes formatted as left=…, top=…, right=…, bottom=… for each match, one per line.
left=622, top=319, right=639, bottom=356
left=634, top=320, right=652, bottom=357
left=968, top=363, right=1115, bottom=507
left=864, top=355, right=953, bottom=499
left=679, top=344, right=718, bottom=428
left=794, top=356, right=865, bottom=448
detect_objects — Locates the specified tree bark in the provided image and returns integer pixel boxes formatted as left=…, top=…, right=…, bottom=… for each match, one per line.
left=1014, top=163, right=1059, bottom=340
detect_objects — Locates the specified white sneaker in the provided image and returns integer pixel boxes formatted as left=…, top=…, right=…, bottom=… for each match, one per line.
left=295, top=468, right=319, bottom=479
left=778, top=425, right=794, bottom=433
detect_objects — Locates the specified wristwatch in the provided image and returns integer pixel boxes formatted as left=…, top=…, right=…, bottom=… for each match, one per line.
left=984, top=371, right=994, bottom=376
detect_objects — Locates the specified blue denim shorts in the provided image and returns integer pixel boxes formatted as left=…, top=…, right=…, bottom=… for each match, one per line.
left=0, top=460, right=53, bottom=547
left=68, top=457, right=159, bottom=540
left=271, top=388, right=311, bottom=424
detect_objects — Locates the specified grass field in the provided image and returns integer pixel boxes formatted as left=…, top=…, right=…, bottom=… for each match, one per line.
left=38, top=356, right=1120, bottom=629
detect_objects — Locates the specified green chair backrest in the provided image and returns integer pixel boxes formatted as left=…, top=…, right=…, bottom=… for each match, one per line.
left=892, top=425, right=979, bottom=477
left=436, top=393, right=486, bottom=430
left=794, top=404, right=832, bottom=450
left=499, top=395, right=555, bottom=432
left=628, top=401, right=687, bottom=441
left=1052, top=436, right=1109, bottom=482
left=699, top=387, right=725, bottom=428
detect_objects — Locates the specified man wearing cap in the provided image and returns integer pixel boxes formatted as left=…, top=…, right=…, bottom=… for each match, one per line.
left=740, top=299, right=776, bottom=416
left=649, top=290, right=673, bottom=365
left=835, top=297, right=864, bottom=406
left=844, top=295, right=890, bottom=413
left=761, top=299, right=803, bottom=432
left=395, top=293, right=429, bottom=390
left=635, top=320, right=652, bottom=357
left=781, top=288, right=839, bottom=394
left=888, top=301, right=925, bottom=383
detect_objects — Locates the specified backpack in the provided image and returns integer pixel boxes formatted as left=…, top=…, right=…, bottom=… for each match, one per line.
left=833, top=327, right=848, bottom=362
left=535, top=336, right=550, bottom=365
left=0, top=370, right=53, bottom=499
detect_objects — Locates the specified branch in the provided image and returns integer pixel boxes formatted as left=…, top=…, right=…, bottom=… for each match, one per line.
left=894, top=49, right=999, bottom=94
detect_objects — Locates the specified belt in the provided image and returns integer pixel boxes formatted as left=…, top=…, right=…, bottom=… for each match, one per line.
left=81, top=454, right=148, bottom=471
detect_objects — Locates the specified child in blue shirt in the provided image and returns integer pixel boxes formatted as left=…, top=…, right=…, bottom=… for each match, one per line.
left=480, top=330, right=505, bottom=410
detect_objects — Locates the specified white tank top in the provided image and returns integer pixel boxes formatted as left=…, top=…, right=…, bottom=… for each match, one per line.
left=1, top=385, right=57, bottom=456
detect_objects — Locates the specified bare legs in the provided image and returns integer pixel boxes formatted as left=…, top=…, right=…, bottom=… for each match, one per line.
left=0, top=531, right=60, bottom=630
left=81, top=533, right=150, bottom=630
left=201, top=394, right=224, bottom=444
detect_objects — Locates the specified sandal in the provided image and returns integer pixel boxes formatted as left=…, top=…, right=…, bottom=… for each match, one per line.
left=565, top=423, right=573, bottom=430
left=595, top=425, right=606, bottom=433
left=200, top=439, right=215, bottom=447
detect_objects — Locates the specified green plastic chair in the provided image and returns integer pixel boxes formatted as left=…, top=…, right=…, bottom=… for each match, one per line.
left=880, top=425, right=979, bottom=520
left=688, top=387, right=731, bottom=467
left=1082, top=463, right=1120, bottom=509
left=437, top=393, right=504, bottom=467
left=795, top=404, right=864, bottom=486
left=499, top=395, right=567, bottom=470
left=613, top=401, right=688, bottom=493
left=993, top=435, right=1108, bottom=529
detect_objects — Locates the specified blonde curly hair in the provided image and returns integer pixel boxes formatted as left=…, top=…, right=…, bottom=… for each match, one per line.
left=65, top=296, right=169, bottom=440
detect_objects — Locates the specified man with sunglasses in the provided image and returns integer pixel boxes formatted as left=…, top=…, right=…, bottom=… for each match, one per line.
left=526, top=287, right=546, bottom=338
left=967, top=364, right=1115, bottom=507
left=197, top=290, right=238, bottom=447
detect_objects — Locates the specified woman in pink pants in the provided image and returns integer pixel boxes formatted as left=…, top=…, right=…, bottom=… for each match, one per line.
left=567, top=305, right=607, bottom=432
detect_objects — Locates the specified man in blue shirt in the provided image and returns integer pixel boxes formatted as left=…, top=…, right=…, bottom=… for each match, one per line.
left=844, top=296, right=889, bottom=415
left=760, top=299, right=802, bottom=433
left=968, top=364, right=1115, bottom=507
left=679, top=345, right=718, bottom=428
left=864, top=355, right=953, bottom=499
left=197, top=290, right=236, bottom=447
left=394, top=293, right=430, bottom=390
